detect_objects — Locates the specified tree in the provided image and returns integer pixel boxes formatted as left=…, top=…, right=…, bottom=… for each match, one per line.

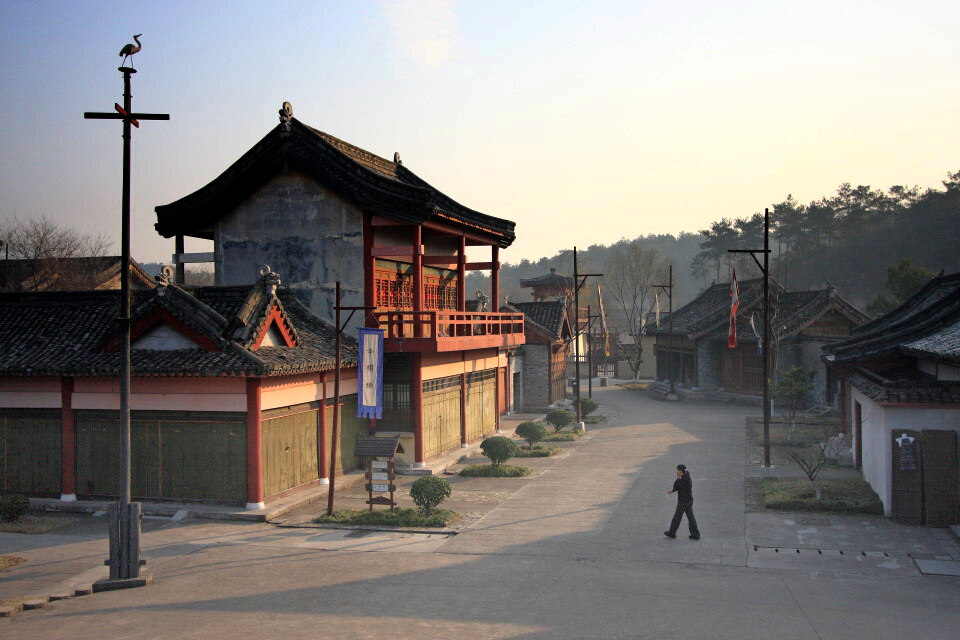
left=770, top=366, right=815, bottom=438
left=409, top=476, right=452, bottom=515
left=867, top=258, right=936, bottom=316
left=0, top=215, right=111, bottom=291
left=788, top=427, right=847, bottom=501
left=480, top=436, right=519, bottom=466
left=603, top=243, right=668, bottom=381
left=515, top=421, right=546, bottom=448
left=544, top=409, right=575, bottom=433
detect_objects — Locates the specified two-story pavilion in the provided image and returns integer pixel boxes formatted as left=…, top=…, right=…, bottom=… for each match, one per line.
left=154, top=105, right=524, bottom=468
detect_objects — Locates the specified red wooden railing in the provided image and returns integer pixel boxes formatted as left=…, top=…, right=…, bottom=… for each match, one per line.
left=373, top=311, right=525, bottom=341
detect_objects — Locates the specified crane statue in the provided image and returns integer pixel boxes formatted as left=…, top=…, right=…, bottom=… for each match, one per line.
left=119, top=34, right=142, bottom=68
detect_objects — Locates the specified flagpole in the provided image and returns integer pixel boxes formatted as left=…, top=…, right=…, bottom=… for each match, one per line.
left=762, top=209, right=771, bottom=468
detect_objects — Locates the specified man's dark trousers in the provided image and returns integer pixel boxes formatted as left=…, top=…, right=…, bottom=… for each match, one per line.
left=668, top=500, right=699, bottom=537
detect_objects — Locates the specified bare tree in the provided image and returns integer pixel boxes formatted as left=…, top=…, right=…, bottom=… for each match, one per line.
left=1, top=215, right=112, bottom=291
left=788, top=426, right=847, bottom=501
left=603, top=243, right=669, bottom=381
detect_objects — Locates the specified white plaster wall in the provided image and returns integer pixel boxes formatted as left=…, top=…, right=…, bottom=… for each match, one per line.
left=851, top=389, right=891, bottom=515
left=0, top=392, right=61, bottom=409
left=851, top=387, right=960, bottom=516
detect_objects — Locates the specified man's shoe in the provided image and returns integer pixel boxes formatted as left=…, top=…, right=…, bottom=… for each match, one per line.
left=664, top=531, right=676, bottom=538
left=689, top=535, right=700, bottom=540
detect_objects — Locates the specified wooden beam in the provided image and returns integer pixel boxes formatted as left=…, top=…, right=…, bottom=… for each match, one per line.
left=421, top=256, right=458, bottom=268
left=422, top=219, right=498, bottom=246
left=465, top=261, right=501, bottom=271
left=369, top=215, right=409, bottom=227
left=371, top=244, right=424, bottom=258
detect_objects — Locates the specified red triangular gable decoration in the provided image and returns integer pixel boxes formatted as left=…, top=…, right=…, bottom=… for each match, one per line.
left=251, top=304, right=298, bottom=350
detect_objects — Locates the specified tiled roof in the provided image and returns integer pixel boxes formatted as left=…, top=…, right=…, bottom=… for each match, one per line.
left=650, top=279, right=866, bottom=343
left=826, top=273, right=960, bottom=365
left=519, top=270, right=574, bottom=289
left=849, top=368, right=960, bottom=404
left=510, top=301, right=567, bottom=339
left=0, top=278, right=354, bottom=378
left=0, top=256, right=155, bottom=292
left=155, top=118, right=515, bottom=247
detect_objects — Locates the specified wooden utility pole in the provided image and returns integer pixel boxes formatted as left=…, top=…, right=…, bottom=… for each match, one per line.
left=572, top=247, right=602, bottom=426
left=729, top=209, right=773, bottom=467
left=326, top=282, right=375, bottom=515
left=653, top=266, right=674, bottom=394
left=84, top=60, right=168, bottom=582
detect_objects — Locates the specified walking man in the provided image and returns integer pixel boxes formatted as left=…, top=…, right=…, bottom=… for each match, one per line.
left=665, top=464, right=700, bottom=540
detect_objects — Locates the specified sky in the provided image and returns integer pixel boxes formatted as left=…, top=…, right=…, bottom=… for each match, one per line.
left=0, top=0, right=958, bottom=265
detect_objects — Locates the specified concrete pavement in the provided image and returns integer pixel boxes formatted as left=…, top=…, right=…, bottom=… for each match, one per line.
left=3, top=385, right=959, bottom=639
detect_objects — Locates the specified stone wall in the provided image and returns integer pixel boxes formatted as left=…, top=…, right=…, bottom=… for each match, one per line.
left=521, top=344, right=550, bottom=411
left=215, top=172, right=364, bottom=327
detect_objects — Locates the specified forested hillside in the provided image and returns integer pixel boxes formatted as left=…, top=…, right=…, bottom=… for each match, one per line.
left=479, top=170, right=960, bottom=314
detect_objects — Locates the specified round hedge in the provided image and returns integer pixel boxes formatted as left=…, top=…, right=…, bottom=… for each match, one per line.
left=480, top=435, right=520, bottom=466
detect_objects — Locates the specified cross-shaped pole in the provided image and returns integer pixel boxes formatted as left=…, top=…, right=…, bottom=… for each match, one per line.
left=729, top=208, right=773, bottom=468
left=327, top=281, right=376, bottom=516
left=653, top=265, right=674, bottom=394
left=84, top=64, right=168, bottom=582
left=572, top=247, right=602, bottom=428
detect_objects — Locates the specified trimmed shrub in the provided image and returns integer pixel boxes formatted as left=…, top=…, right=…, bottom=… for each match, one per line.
left=0, top=494, right=29, bottom=523
left=575, top=397, right=599, bottom=417
left=410, top=476, right=452, bottom=515
left=480, top=435, right=519, bottom=466
left=545, top=409, right=576, bottom=433
left=515, top=421, right=547, bottom=448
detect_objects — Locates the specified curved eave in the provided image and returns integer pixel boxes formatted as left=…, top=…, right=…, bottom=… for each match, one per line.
left=155, top=120, right=515, bottom=247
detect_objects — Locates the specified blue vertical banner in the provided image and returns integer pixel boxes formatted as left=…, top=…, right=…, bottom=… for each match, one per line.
left=357, top=327, right=384, bottom=419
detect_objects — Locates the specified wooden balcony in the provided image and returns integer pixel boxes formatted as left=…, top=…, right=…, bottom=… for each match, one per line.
left=373, top=310, right=525, bottom=353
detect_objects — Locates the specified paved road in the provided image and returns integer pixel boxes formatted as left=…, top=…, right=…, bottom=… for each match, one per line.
left=3, top=386, right=959, bottom=639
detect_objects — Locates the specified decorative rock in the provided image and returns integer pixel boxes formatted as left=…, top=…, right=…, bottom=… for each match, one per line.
left=22, top=598, right=47, bottom=610
left=49, top=593, right=71, bottom=601
left=0, top=606, right=16, bottom=617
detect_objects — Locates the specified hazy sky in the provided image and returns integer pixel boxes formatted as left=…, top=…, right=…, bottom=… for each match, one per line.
left=1, top=0, right=958, bottom=265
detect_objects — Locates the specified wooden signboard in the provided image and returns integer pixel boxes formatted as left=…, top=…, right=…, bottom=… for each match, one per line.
left=355, top=436, right=400, bottom=511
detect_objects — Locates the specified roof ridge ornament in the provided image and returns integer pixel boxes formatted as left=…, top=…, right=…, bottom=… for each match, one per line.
left=393, top=152, right=402, bottom=165
left=154, top=265, right=175, bottom=292
left=258, top=264, right=281, bottom=297
left=279, top=101, right=293, bottom=133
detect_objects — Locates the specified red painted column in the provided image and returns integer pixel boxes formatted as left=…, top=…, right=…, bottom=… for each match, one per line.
left=459, top=371, right=468, bottom=447
left=60, top=377, right=77, bottom=501
left=491, top=246, right=500, bottom=309
left=494, top=368, right=501, bottom=433
left=246, top=377, right=264, bottom=509
left=412, top=225, right=424, bottom=338
left=318, top=373, right=329, bottom=484
left=413, top=352, right=425, bottom=466
left=457, top=236, right=466, bottom=313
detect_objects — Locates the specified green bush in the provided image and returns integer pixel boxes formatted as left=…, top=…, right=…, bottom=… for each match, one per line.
left=409, top=476, right=452, bottom=515
left=480, top=435, right=519, bottom=466
left=574, top=397, right=599, bottom=417
left=515, top=421, right=547, bottom=448
left=545, top=409, right=575, bottom=433
left=0, top=494, right=29, bottom=523
left=459, top=464, right=530, bottom=477
left=315, top=508, right=457, bottom=527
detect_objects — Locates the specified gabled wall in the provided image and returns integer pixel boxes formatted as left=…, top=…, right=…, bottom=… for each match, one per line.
left=215, top=171, right=364, bottom=327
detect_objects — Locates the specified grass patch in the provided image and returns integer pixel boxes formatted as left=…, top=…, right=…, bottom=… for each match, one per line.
left=584, top=414, right=606, bottom=425
left=514, top=445, right=561, bottom=458
left=542, top=430, right=584, bottom=442
left=0, top=556, right=26, bottom=572
left=0, top=513, right=80, bottom=534
left=459, top=464, right=531, bottom=477
left=760, top=478, right=883, bottom=515
left=313, top=508, right=458, bottom=528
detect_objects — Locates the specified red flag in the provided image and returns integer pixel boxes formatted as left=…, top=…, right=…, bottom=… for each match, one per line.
left=727, top=269, right=740, bottom=349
